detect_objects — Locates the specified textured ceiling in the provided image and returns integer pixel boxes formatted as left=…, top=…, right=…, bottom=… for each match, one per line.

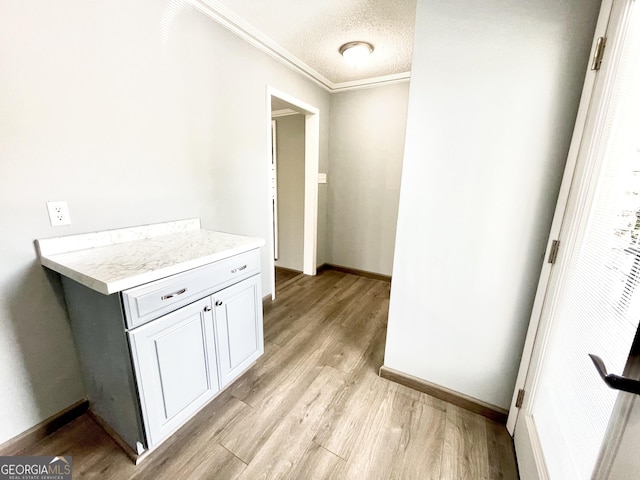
left=209, top=0, right=417, bottom=87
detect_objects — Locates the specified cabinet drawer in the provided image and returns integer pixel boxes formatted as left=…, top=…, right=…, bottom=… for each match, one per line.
left=122, top=249, right=260, bottom=329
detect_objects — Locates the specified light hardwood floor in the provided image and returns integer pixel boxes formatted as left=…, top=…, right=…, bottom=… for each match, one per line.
left=18, top=270, right=519, bottom=479
left=274, top=266, right=302, bottom=289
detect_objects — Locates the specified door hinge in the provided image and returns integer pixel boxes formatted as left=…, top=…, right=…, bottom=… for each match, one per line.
left=591, top=36, right=606, bottom=71
left=548, top=239, right=560, bottom=264
left=515, top=388, right=525, bottom=408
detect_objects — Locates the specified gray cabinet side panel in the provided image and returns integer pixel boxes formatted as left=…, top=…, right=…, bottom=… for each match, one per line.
left=62, top=277, right=145, bottom=450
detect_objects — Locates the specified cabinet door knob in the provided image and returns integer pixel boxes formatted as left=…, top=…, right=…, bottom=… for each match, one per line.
left=204, top=306, right=212, bottom=312
left=215, top=300, right=223, bottom=306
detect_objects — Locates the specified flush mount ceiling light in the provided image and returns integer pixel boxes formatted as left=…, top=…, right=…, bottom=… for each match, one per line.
left=339, top=41, right=374, bottom=66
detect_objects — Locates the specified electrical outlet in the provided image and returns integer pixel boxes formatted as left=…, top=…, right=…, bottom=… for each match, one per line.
left=47, top=201, right=71, bottom=226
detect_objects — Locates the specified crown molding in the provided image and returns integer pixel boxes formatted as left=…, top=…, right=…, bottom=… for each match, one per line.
left=331, top=72, right=411, bottom=92
left=192, top=0, right=411, bottom=93
left=192, top=0, right=333, bottom=91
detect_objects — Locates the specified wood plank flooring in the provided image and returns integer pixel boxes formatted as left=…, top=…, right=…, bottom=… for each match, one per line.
left=275, top=267, right=303, bottom=291
left=17, top=269, right=519, bottom=479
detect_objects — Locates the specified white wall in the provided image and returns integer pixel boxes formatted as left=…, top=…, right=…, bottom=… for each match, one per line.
left=384, top=0, right=601, bottom=409
left=274, top=114, right=305, bottom=271
left=327, top=83, right=409, bottom=275
left=0, top=0, right=329, bottom=445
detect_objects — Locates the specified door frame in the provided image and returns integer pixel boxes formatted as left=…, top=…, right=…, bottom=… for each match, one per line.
left=265, top=86, right=320, bottom=299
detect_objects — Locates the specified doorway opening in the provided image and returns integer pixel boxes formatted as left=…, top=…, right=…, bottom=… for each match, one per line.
left=266, top=87, right=319, bottom=299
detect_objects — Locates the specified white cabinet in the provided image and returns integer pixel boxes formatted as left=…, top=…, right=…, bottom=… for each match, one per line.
left=213, top=274, right=263, bottom=388
left=129, top=297, right=220, bottom=447
left=129, top=272, right=264, bottom=448
left=59, top=248, right=264, bottom=459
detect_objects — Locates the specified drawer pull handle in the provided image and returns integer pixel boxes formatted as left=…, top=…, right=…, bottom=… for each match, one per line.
left=231, top=264, right=247, bottom=274
left=204, top=306, right=212, bottom=312
left=215, top=300, right=223, bottom=307
left=161, top=288, right=187, bottom=300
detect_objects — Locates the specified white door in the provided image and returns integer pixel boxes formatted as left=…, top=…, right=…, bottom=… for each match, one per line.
left=512, top=0, right=640, bottom=478
left=129, top=297, right=220, bottom=447
left=213, top=274, right=264, bottom=388
left=272, top=119, right=279, bottom=261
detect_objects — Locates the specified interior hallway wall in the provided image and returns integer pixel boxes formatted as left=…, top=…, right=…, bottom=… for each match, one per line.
left=327, top=82, right=410, bottom=275
left=384, top=0, right=601, bottom=409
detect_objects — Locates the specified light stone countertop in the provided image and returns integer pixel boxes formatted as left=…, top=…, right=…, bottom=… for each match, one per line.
left=36, top=219, right=265, bottom=295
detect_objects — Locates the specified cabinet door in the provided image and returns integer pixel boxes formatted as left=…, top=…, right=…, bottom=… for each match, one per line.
left=214, top=274, right=264, bottom=388
left=129, top=297, right=219, bottom=447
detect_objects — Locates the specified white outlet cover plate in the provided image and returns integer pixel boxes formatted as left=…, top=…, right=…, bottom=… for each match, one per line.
left=47, top=201, right=71, bottom=226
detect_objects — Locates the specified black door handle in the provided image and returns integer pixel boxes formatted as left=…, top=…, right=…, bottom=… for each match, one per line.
left=589, top=354, right=640, bottom=395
